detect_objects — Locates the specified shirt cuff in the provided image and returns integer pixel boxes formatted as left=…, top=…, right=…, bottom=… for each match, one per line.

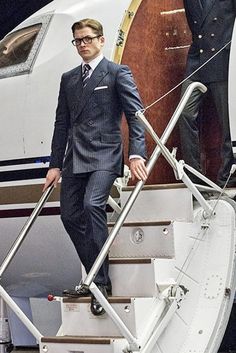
left=129, top=155, right=145, bottom=161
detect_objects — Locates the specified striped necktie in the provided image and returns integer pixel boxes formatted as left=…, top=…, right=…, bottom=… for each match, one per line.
left=82, top=64, right=91, bottom=87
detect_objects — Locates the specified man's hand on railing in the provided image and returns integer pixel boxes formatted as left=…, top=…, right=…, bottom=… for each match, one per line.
left=43, top=168, right=61, bottom=192
left=130, top=158, right=148, bottom=181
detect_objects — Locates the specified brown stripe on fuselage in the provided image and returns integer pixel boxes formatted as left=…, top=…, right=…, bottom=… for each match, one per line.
left=0, top=183, right=60, bottom=205
left=0, top=207, right=61, bottom=218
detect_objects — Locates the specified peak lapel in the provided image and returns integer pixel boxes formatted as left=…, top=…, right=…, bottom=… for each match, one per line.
left=200, top=0, right=216, bottom=25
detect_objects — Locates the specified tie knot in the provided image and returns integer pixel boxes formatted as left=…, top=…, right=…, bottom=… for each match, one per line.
left=83, top=64, right=91, bottom=74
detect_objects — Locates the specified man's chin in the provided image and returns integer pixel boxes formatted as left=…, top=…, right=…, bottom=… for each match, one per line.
left=79, top=52, right=90, bottom=60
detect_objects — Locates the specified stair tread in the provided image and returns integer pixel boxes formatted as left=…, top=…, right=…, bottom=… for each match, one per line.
left=109, top=258, right=153, bottom=264
left=108, top=220, right=172, bottom=227
left=41, top=335, right=122, bottom=344
left=63, top=296, right=134, bottom=303
left=122, top=182, right=185, bottom=191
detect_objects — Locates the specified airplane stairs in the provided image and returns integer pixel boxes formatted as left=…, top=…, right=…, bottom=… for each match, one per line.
left=1, top=82, right=235, bottom=352
left=40, top=183, right=236, bottom=353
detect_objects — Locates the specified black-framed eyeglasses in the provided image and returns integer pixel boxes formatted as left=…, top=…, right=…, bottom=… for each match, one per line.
left=71, top=35, right=101, bottom=46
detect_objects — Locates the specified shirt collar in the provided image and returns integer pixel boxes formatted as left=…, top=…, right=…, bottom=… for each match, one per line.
left=82, top=53, right=104, bottom=71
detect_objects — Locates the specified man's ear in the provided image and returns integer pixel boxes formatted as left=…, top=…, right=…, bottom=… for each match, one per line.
left=100, top=36, right=105, bottom=46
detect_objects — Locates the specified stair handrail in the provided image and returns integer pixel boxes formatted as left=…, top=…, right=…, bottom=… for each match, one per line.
left=0, top=183, right=54, bottom=278
left=83, top=81, right=207, bottom=288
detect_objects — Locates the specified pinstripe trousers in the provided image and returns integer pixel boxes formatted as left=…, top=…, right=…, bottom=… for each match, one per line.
left=60, top=170, right=118, bottom=285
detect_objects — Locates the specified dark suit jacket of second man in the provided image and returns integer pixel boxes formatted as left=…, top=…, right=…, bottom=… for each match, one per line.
left=184, top=0, right=236, bottom=83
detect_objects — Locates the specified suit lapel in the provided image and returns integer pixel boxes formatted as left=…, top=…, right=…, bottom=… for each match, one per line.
left=185, top=0, right=203, bottom=26
left=75, top=57, right=109, bottom=118
left=200, top=0, right=216, bottom=25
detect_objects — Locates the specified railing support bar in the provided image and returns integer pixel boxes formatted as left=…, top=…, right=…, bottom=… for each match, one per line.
left=184, top=163, right=224, bottom=192
left=140, top=299, right=178, bottom=353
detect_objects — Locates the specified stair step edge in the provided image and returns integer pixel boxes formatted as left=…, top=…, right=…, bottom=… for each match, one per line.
left=122, top=183, right=186, bottom=191
left=108, top=221, right=172, bottom=227
left=63, top=296, right=146, bottom=303
left=41, top=335, right=123, bottom=344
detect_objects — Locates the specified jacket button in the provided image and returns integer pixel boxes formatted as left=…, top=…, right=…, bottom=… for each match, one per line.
left=213, top=17, right=218, bottom=21
left=211, top=48, right=216, bottom=52
left=198, top=34, right=203, bottom=39
left=200, top=49, right=204, bottom=53
left=194, top=20, right=197, bottom=24
left=211, top=33, right=215, bottom=37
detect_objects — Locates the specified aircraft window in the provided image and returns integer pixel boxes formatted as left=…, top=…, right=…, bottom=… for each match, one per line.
left=0, top=24, right=42, bottom=69
left=0, top=13, right=52, bottom=79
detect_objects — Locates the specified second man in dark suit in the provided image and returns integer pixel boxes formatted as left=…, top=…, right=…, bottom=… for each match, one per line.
left=179, top=0, right=236, bottom=186
left=43, top=18, right=147, bottom=316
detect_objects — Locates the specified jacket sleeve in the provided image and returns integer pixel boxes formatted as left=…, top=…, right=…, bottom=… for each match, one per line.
left=49, top=74, right=70, bottom=169
left=115, top=65, right=147, bottom=159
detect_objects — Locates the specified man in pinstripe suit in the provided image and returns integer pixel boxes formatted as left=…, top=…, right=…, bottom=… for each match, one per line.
left=43, top=18, right=147, bottom=315
left=179, top=0, right=236, bottom=187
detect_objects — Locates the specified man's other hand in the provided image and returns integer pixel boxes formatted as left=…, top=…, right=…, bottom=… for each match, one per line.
left=43, top=168, right=61, bottom=192
left=130, top=158, right=148, bottom=181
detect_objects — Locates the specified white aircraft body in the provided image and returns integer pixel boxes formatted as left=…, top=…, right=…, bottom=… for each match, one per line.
left=0, top=0, right=236, bottom=352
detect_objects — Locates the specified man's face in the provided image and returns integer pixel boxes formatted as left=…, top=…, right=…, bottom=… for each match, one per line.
left=73, top=27, right=104, bottom=62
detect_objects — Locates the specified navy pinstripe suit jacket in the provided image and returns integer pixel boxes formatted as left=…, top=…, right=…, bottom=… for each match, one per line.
left=184, top=0, right=236, bottom=83
left=49, top=57, right=147, bottom=177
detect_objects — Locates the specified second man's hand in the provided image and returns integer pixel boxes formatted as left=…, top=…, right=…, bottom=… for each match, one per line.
left=130, top=158, right=148, bottom=181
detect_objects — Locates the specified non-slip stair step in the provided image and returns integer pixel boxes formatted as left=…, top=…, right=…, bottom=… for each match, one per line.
left=60, top=296, right=160, bottom=338
left=121, top=183, right=193, bottom=222
left=108, top=221, right=174, bottom=258
left=40, top=335, right=127, bottom=353
left=81, top=258, right=175, bottom=297
left=109, top=258, right=175, bottom=296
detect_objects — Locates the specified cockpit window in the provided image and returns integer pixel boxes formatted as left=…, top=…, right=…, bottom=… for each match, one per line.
left=0, top=13, right=52, bottom=79
left=0, top=24, right=42, bottom=69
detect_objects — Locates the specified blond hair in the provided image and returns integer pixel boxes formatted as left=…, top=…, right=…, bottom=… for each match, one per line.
left=71, top=18, right=103, bottom=36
